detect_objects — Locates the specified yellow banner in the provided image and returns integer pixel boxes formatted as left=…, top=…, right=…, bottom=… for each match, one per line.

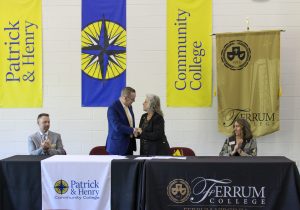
left=0, top=0, right=42, bottom=107
left=216, top=30, right=280, bottom=137
left=167, top=0, right=212, bottom=107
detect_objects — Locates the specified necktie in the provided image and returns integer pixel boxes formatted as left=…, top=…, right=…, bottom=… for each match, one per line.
left=42, top=134, right=47, bottom=141
left=124, top=106, right=133, bottom=127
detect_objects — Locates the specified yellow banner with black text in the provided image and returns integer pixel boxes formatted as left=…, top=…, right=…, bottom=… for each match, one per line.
left=167, top=0, right=212, bottom=107
left=217, top=30, right=280, bottom=137
left=0, top=0, right=42, bottom=107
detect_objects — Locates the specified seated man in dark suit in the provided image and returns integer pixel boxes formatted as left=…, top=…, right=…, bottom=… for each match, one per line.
left=28, top=113, right=66, bottom=155
left=106, top=87, right=138, bottom=155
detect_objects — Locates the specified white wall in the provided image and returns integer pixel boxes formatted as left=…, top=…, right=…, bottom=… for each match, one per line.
left=0, top=0, right=299, bottom=166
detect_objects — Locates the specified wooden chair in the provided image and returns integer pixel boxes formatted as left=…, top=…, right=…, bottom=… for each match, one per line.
left=170, top=147, right=196, bottom=156
left=89, top=146, right=109, bottom=155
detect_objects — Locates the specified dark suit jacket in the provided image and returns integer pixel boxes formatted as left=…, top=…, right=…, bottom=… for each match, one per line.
left=106, top=100, right=136, bottom=155
left=138, top=112, right=170, bottom=155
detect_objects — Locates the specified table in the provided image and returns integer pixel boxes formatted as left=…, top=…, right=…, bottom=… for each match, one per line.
left=144, top=156, right=300, bottom=210
left=111, top=158, right=145, bottom=210
left=41, top=155, right=127, bottom=210
left=0, top=155, right=49, bottom=210
left=1, top=156, right=300, bottom=210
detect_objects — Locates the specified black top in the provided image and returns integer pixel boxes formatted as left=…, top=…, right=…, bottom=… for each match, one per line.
left=138, top=112, right=170, bottom=155
left=139, top=112, right=167, bottom=142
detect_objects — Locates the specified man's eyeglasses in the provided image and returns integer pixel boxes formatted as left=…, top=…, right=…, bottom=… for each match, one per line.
left=126, top=97, right=135, bottom=102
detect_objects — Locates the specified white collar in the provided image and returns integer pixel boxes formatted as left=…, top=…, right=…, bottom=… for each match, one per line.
left=120, top=99, right=127, bottom=108
left=39, top=130, right=49, bottom=136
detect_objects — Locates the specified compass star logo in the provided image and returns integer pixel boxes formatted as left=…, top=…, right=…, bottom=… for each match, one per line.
left=81, top=18, right=126, bottom=80
left=54, top=179, right=69, bottom=195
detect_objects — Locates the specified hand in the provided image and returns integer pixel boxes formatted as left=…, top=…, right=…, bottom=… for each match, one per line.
left=232, top=141, right=244, bottom=155
left=137, top=128, right=142, bottom=134
left=231, top=145, right=237, bottom=155
left=41, top=139, right=51, bottom=150
left=230, top=144, right=239, bottom=156
left=234, top=144, right=239, bottom=151
left=133, top=128, right=143, bottom=137
left=133, top=128, right=139, bottom=137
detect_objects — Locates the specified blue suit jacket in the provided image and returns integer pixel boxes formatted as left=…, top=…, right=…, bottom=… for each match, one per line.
left=106, top=100, right=136, bottom=155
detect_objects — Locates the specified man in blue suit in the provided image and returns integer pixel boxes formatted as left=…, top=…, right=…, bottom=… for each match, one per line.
left=106, top=87, right=138, bottom=155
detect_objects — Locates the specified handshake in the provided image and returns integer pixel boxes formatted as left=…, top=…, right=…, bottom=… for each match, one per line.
left=133, top=128, right=142, bottom=137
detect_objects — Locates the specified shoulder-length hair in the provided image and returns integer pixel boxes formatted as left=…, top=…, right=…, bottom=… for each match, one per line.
left=232, top=118, right=253, bottom=140
left=146, top=94, right=163, bottom=117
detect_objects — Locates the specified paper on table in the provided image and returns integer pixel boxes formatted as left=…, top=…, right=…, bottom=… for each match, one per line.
left=42, top=155, right=127, bottom=163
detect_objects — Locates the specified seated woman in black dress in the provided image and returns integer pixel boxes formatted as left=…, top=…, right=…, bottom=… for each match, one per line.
left=219, top=118, right=257, bottom=156
left=136, top=94, right=170, bottom=156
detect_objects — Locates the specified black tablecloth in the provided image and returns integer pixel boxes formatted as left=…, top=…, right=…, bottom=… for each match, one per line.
left=0, top=155, right=50, bottom=210
left=144, top=156, right=300, bottom=210
left=111, top=158, right=145, bottom=210
left=1, top=156, right=300, bottom=210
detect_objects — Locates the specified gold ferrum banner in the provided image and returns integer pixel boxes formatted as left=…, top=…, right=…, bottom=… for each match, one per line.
left=167, top=0, right=212, bottom=107
left=0, top=0, right=42, bottom=107
left=217, top=30, right=280, bottom=137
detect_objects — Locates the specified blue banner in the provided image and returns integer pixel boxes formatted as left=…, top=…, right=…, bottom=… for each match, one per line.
left=82, top=0, right=126, bottom=107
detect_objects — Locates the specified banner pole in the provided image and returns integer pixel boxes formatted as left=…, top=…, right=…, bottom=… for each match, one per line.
left=211, top=29, right=286, bottom=36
